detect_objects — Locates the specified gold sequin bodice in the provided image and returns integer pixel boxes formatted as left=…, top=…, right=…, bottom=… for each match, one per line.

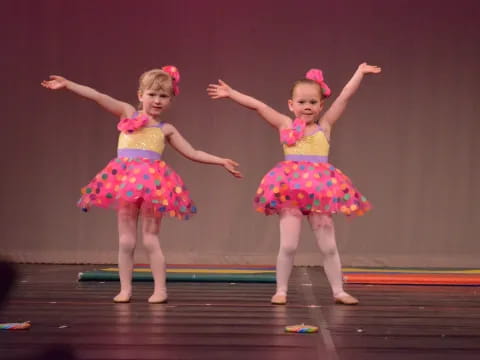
left=117, top=126, right=165, bottom=155
left=283, top=129, right=329, bottom=156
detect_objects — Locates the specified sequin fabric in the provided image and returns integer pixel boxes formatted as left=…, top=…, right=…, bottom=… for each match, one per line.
left=283, top=128, right=329, bottom=156
left=117, top=127, right=166, bottom=154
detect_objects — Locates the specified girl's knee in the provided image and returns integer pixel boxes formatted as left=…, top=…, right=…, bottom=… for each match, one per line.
left=320, top=243, right=338, bottom=258
left=118, top=235, right=136, bottom=253
left=142, top=235, right=162, bottom=253
left=279, top=242, right=298, bottom=256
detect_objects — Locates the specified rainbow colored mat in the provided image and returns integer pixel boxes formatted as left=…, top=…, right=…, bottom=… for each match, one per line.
left=343, top=267, right=480, bottom=285
left=78, top=265, right=480, bottom=285
left=78, top=264, right=276, bottom=283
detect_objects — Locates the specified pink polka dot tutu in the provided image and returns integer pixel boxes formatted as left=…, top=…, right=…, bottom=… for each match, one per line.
left=254, top=160, right=371, bottom=217
left=77, top=157, right=196, bottom=219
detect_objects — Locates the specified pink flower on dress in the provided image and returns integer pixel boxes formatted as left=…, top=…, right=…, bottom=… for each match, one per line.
left=117, top=115, right=148, bottom=134
left=280, top=118, right=306, bottom=146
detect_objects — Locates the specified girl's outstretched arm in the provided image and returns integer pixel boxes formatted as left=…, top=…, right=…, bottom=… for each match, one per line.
left=207, top=80, right=291, bottom=130
left=41, top=75, right=135, bottom=118
left=162, top=123, right=243, bottom=178
left=320, top=63, right=381, bottom=129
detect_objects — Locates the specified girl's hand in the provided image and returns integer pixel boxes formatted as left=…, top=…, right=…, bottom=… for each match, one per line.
left=358, top=63, right=382, bottom=75
left=222, top=158, right=243, bottom=178
left=41, top=75, right=68, bottom=90
left=207, top=80, right=233, bottom=99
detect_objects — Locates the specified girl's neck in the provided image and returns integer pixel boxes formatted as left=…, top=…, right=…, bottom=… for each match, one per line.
left=139, top=111, right=162, bottom=125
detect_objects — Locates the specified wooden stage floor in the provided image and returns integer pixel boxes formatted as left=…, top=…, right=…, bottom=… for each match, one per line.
left=1, top=264, right=479, bottom=360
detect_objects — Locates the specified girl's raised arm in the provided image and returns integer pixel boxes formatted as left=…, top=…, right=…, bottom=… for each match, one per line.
left=320, top=63, right=381, bottom=129
left=41, top=75, right=135, bottom=119
left=162, top=123, right=242, bottom=178
left=208, top=80, right=291, bottom=130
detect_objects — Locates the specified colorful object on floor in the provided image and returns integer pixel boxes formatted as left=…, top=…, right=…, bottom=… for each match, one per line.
left=0, top=321, right=31, bottom=330
left=343, top=267, right=480, bottom=285
left=285, top=324, right=319, bottom=333
left=78, top=264, right=276, bottom=283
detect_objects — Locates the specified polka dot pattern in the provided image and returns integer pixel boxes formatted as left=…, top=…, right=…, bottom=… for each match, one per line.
left=77, top=157, right=196, bottom=219
left=253, top=161, right=371, bottom=217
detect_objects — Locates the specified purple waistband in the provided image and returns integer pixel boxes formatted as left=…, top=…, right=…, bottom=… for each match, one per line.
left=284, top=154, right=328, bottom=163
left=117, top=148, right=162, bottom=160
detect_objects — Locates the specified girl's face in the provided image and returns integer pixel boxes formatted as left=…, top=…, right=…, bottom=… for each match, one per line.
left=288, top=83, right=323, bottom=124
left=138, top=87, right=172, bottom=118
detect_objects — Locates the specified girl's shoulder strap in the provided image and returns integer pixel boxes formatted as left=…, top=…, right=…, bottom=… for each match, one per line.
left=158, top=122, right=175, bottom=137
left=310, top=124, right=324, bottom=135
left=149, top=121, right=166, bottom=128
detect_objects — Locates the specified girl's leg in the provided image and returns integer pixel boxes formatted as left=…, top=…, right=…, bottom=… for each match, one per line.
left=141, top=205, right=167, bottom=303
left=114, top=202, right=139, bottom=302
left=307, top=213, right=358, bottom=305
left=272, top=208, right=302, bottom=304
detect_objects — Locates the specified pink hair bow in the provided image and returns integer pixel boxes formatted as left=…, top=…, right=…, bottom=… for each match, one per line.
left=305, top=69, right=331, bottom=97
left=280, top=118, right=306, bottom=146
left=162, top=65, right=180, bottom=96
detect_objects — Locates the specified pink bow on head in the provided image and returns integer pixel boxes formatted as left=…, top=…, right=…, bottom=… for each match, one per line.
left=162, top=65, right=180, bottom=95
left=305, top=69, right=331, bottom=98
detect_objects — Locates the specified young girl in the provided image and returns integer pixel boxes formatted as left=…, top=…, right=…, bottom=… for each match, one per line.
left=42, top=66, right=242, bottom=303
left=208, top=63, right=381, bottom=305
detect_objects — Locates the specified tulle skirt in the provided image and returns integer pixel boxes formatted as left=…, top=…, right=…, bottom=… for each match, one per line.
left=253, top=160, right=371, bottom=216
left=77, top=157, right=196, bottom=219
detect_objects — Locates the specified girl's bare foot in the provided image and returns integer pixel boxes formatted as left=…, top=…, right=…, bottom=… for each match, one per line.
left=113, top=291, right=131, bottom=303
left=271, top=293, right=287, bottom=305
left=148, top=292, right=168, bottom=304
left=334, top=291, right=359, bottom=305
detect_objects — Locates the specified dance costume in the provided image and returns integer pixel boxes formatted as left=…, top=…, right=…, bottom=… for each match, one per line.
left=254, top=118, right=370, bottom=216
left=78, top=113, right=196, bottom=219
